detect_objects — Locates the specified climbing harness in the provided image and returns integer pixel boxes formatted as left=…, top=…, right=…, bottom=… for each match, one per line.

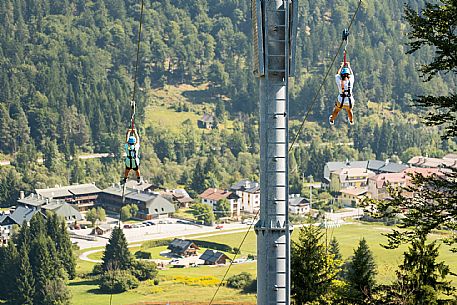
left=339, top=79, right=352, bottom=109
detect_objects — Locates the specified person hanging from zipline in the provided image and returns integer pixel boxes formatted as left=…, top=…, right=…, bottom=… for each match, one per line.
left=329, top=28, right=355, bottom=125
left=329, top=62, right=355, bottom=125
left=121, top=128, right=142, bottom=184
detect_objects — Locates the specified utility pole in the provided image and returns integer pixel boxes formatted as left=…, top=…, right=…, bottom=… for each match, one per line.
left=252, top=1, right=298, bottom=304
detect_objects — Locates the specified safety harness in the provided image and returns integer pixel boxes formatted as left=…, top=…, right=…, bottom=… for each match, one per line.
left=339, top=78, right=352, bottom=108
left=126, top=145, right=137, bottom=169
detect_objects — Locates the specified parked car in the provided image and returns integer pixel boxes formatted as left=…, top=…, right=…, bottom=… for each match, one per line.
left=123, top=224, right=132, bottom=229
left=216, top=225, right=223, bottom=229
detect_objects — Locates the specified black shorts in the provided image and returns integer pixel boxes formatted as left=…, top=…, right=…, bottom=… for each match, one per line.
left=126, top=166, right=139, bottom=171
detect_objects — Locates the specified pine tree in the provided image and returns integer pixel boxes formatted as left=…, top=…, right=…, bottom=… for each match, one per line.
left=345, top=238, right=377, bottom=303
left=15, top=245, right=35, bottom=305
left=291, top=224, right=339, bottom=303
left=329, top=237, right=342, bottom=261
left=405, top=0, right=457, bottom=139
left=102, top=227, right=133, bottom=271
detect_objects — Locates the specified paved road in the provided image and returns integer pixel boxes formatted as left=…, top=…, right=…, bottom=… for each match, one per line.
left=0, top=153, right=113, bottom=166
left=78, top=227, right=253, bottom=263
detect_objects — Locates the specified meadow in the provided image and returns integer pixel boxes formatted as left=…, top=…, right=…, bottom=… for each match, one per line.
left=71, top=222, right=456, bottom=305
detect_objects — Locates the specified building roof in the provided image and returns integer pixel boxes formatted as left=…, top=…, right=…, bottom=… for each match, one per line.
left=326, top=161, right=369, bottom=173
left=367, top=160, right=386, bottom=171
left=17, top=194, right=48, bottom=207
left=101, top=186, right=175, bottom=214
left=407, top=156, right=457, bottom=169
left=402, top=167, right=443, bottom=177
left=123, top=180, right=154, bottom=191
left=168, top=239, right=199, bottom=253
left=379, top=162, right=409, bottom=173
left=288, top=195, right=309, bottom=206
left=444, top=153, right=457, bottom=160
left=199, top=188, right=239, bottom=201
left=369, top=173, right=408, bottom=188
left=230, top=180, right=260, bottom=193
left=42, top=201, right=83, bottom=221
left=340, top=187, right=368, bottom=196
left=199, top=249, right=230, bottom=263
left=36, top=184, right=101, bottom=198
left=200, top=113, right=215, bottom=123
left=335, top=167, right=375, bottom=181
left=8, top=206, right=41, bottom=226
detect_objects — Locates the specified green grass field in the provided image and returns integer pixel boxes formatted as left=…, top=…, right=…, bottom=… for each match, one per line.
left=71, top=222, right=456, bottom=305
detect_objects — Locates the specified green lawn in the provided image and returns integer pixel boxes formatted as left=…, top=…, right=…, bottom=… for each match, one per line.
left=71, top=222, right=457, bottom=304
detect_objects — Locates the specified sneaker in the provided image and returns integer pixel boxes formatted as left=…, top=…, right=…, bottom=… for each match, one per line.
left=349, top=119, right=354, bottom=125
left=137, top=177, right=143, bottom=184
left=329, top=115, right=334, bottom=125
left=120, top=177, right=127, bottom=185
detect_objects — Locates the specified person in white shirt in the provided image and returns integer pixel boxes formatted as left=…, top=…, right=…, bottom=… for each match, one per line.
left=122, top=128, right=141, bottom=184
left=329, top=62, right=355, bottom=125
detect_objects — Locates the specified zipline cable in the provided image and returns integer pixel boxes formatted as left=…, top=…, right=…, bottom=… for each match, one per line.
left=208, top=209, right=260, bottom=305
left=130, top=0, right=145, bottom=131
left=288, top=0, right=363, bottom=153
left=110, top=2, right=145, bottom=305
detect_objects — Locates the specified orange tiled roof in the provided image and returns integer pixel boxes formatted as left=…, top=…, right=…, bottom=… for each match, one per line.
left=199, top=188, right=232, bottom=201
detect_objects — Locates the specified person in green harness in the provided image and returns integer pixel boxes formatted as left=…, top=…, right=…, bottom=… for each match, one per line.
left=121, top=128, right=141, bottom=184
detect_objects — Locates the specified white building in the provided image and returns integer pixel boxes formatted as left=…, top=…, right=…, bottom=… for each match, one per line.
left=230, top=180, right=260, bottom=214
left=199, top=188, right=241, bottom=218
left=289, top=194, right=310, bottom=215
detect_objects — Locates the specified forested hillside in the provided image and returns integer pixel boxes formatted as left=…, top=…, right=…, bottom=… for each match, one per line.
left=0, top=0, right=455, bottom=205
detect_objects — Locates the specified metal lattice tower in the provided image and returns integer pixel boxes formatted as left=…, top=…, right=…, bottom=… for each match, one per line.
left=252, top=0, right=298, bottom=304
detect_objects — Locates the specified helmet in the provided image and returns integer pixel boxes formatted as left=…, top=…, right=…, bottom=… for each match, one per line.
left=341, top=67, right=350, bottom=76
left=128, top=136, right=136, bottom=144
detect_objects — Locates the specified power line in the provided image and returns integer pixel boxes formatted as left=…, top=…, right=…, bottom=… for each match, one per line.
left=289, top=0, right=363, bottom=153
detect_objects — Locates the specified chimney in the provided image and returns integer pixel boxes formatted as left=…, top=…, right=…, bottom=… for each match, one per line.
left=19, top=191, right=25, bottom=200
left=31, top=193, right=35, bottom=198
left=385, top=159, right=390, bottom=165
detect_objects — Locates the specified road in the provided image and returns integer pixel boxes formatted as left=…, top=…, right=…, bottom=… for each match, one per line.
left=0, top=153, right=113, bottom=166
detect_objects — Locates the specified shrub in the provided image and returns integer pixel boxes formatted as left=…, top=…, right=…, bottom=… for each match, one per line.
left=131, top=260, right=158, bottom=281
left=232, top=247, right=241, bottom=254
left=227, top=272, right=253, bottom=289
left=142, top=239, right=172, bottom=249
left=135, top=250, right=152, bottom=259
left=92, top=264, right=103, bottom=276
left=192, top=240, right=232, bottom=253
left=99, top=270, right=139, bottom=293
left=153, top=279, right=160, bottom=285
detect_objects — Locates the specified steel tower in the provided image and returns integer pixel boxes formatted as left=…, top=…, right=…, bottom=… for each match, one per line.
left=252, top=0, right=298, bottom=304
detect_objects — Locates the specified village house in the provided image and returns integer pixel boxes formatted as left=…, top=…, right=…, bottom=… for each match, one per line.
left=339, top=188, right=369, bottom=206
left=0, top=206, right=41, bottom=246
left=97, top=185, right=175, bottom=220
left=34, top=183, right=101, bottom=212
left=329, top=167, right=375, bottom=192
left=368, top=167, right=443, bottom=200
left=199, top=188, right=241, bottom=218
left=199, top=249, right=230, bottom=265
left=368, top=173, right=408, bottom=200
left=41, top=201, right=83, bottom=223
left=288, top=194, right=310, bottom=215
left=407, top=154, right=457, bottom=169
left=324, top=160, right=408, bottom=186
left=160, top=189, right=194, bottom=208
left=168, top=239, right=200, bottom=257
left=197, top=113, right=216, bottom=129
left=230, top=180, right=260, bottom=214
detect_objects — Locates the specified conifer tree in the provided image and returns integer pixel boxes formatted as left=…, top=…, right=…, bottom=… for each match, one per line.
left=345, top=238, right=377, bottom=303
left=329, top=237, right=342, bottom=261
left=15, top=245, right=35, bottom=305
left=102, top=227, right=133, bottom=271
left=291, top=224, right=339, bottom=303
